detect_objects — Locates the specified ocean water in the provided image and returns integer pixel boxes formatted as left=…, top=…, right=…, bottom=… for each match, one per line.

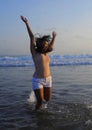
left=0, top=54, right=92, bottom=67
left=0, top=54, right=92, bottom=130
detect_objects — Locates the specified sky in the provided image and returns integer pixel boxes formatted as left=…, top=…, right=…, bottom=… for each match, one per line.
left=0, top=0, right=92, bottom=56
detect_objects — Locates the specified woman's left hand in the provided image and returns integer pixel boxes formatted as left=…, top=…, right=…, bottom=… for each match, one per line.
left=52, top=31, right=56, bottom=38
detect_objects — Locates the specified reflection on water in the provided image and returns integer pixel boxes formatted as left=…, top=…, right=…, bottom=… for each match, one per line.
left=26, top=100, right=92, bottom=130
left=0, top=66, right=92, bottom=130
left=1, top=98, right=92, bottom=130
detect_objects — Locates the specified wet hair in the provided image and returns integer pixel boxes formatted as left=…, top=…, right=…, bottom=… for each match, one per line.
left=35, top=35, right=53, bottom=53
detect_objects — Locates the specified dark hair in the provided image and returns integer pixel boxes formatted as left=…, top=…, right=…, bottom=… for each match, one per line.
left=35, top=35, right=53, bottom=53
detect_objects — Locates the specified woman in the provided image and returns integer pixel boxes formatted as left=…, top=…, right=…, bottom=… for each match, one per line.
left=20, top=16, right=56, bottom=110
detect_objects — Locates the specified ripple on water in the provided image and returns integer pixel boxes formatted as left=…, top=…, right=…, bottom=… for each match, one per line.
left=1, top=100, right=92, bottom=130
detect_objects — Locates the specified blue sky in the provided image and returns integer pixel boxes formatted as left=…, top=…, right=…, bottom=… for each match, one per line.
left=0, top=0, right=92, bottom=55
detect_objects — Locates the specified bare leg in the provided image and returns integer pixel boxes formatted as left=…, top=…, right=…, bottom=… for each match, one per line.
left=44, top=87, right=52, bottom=102
left=34, top=88, right=44, bottom=110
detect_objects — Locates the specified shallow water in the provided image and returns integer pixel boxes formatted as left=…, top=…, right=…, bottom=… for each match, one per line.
left=0, top=66, right=92, bottom=130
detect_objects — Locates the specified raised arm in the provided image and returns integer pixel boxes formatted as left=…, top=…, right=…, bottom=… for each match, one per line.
left=49, top=31, right=56, bottom=49
left=20, top=16, right=36, bottom=56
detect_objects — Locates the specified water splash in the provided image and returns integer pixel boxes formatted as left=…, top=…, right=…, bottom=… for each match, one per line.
left=27, top=91, right=36, bottom=103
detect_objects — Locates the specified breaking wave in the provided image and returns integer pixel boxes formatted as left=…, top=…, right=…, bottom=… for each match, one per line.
left=0, top=54, right=92, bottom=67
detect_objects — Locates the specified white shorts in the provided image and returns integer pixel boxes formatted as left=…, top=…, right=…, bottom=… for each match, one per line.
left=32, top=76, right=52, bottom=90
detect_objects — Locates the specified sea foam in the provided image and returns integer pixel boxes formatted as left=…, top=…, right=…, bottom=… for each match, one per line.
left=0, top=54, right=92, bottom=67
